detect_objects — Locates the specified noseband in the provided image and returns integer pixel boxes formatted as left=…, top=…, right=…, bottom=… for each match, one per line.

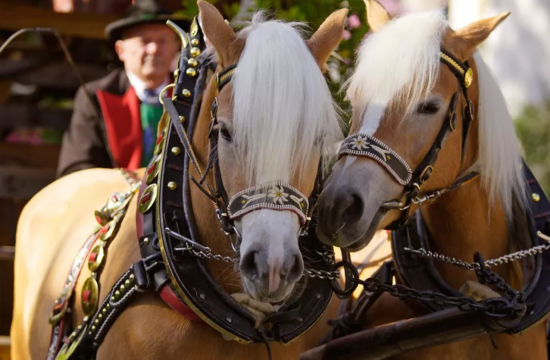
left=339, top=49, right=479, bottom=228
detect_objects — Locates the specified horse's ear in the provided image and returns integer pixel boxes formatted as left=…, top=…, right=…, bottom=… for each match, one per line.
left=364, top=0, right=391, bottom=32
left=452, top=12, right=510, bottom=58
left=198, top=1, right=237, bottom=65
left=306, top=8, right=348, bottom=69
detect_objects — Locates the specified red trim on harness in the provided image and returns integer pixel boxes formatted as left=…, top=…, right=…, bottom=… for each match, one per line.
left=96, top=87, right=143, bottom=169
left=160, top=284, right=204, bottom=323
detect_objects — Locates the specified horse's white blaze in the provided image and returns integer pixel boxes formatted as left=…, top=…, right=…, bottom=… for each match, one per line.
left=348, top=11, right=446, bottom=134
left=232, top=13, right=342, bottom=185
left=359, top=102, right=388, bottom=135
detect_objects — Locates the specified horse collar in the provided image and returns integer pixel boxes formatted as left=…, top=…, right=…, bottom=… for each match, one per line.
left=391, top=163, right=550, bottom=334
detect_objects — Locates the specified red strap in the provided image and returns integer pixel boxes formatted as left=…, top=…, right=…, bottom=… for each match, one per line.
left=159, top=284, right=204, bottom=323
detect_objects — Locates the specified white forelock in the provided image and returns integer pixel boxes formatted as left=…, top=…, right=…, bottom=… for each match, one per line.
left=347, top=11, right=447, bottom=134
left=232, top=14, right=342, bottom=185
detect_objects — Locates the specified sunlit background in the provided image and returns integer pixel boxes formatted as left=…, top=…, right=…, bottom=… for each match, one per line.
left=0, top=1, right=549, bottom=356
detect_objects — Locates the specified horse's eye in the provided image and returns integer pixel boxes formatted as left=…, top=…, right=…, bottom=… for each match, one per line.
left=417, top=101, right=441, bottom=115
left=220, top=125, right=232, bottom=142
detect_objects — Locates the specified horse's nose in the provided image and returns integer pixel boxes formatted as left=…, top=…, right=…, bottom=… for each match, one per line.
left=317, top=187, right=365, bottom=245
left=241, top=248, right=304, bottom=294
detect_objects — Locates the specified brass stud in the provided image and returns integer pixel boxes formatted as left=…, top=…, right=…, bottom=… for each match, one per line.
left=94, top=319, right=99, bottom=324
left=190, top=47, right=201, bottom=57
left=102, top=308, right=107, bottom=314
left=106, top=303, right=111, bottom=309
left=532, top=193, right=541, bottom=202
left=186, top=68, right=197, bottom=77
left=182, top=89, right=191, bottom=98
left=120, top=284, right=126, bottom=292
left=179, top=115, right=185, bottom=123
left=188, top=58, right=198, bottom=67
left=91, top=325, right=96, bottom=331
left=464, top=68, right=474, bottom=88
left=125, top=280, right=131, bottom=287
left=171, top=147, right=181, bottom=155
left=129, top=274, right=135, bottom=282
left=89, top=331, right=93, bottom=336
left=115, top=290, right=120, bottom=298
left=191, top=38, right=199, bottom=46
left=98, top=314, right=102, bottom=319
left=167, top=182, right=177, bottom=190
left=142, top=237, right=150, bottom=246
left=111, top=296, right=115, bottom=302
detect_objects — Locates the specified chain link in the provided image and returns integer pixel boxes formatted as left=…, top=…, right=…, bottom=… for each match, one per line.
left=405, top=231, right=550, bottom=270
left=304, top=268, right=341, bottom=280
left=190, top=249, right=237, bottom=263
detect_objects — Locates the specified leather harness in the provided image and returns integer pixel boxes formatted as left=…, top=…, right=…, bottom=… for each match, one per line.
left=302, top=48, right=550, bottom=359
left=47, top=16, right=335, bottom=360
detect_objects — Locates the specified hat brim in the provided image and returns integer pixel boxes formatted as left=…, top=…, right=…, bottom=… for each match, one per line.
left=105, top=15, right=191, bottom=41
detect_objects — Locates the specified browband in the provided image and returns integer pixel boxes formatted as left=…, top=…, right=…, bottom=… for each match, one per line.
left=338, top=134, right=412, bottom=185
left=216, top=64, right=237, bottom=91
left=440, top=49, right=473, bottom=89
left=227, top=182, right=310, bottom=224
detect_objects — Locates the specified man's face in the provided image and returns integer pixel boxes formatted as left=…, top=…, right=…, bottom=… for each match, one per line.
left=115, top=23, right=179, bottom=81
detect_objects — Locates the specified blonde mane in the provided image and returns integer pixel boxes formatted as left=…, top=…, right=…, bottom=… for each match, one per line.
left=232, top=14, right=342, bottom=185
left=347, top=10, right=526, bottom=218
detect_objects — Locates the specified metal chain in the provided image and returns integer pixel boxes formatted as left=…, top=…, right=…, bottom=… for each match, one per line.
left=304, top=268, right=341, bottom=280
left=405, top=231, right=550, bottom=271
left=190, top=249, right=237, bottom=263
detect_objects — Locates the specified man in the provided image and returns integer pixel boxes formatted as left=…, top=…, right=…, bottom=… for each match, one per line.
left=57, top=0, right=188, bottom=177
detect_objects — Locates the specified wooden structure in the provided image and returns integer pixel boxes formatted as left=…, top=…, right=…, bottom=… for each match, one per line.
left=0, top=0, right=240, bottom=343
left=0, top=0, right=126, bottom=338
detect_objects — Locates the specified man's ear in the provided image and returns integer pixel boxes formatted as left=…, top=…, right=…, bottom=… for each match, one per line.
left=364, top=0, right=391, bottom=32
left=114, top=40, right=126, bottom=62
left=449, top=12, right=510, bottom=59
left=198, top=0, right=237, bottom=66
left=306, top=8, right=348, bottom=70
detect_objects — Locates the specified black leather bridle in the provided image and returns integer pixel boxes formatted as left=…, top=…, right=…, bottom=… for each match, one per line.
left=338, top=48, right=479, bottom=228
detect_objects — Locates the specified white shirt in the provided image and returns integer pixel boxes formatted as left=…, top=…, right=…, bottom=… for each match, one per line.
left=126, top=71, right=169, bottom=104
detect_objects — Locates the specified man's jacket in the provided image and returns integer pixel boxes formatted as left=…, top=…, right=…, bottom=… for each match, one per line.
left=57, top=69, right=145, bottom=177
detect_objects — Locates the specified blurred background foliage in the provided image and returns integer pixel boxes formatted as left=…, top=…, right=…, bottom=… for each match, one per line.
left=515, top=102, right=550, bottom=195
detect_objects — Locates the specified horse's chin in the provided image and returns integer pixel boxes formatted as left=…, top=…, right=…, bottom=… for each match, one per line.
left=241, top=276, right=295, bottom=304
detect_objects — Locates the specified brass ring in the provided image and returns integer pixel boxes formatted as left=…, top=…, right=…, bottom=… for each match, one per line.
left=159, top=84, right=175, bottom=105
left=419, top=165, right=434, bottom=184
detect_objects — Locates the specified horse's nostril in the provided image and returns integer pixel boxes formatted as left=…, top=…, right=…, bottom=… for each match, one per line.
left=342, top=194, right=364, bottom=225
left=241, top=250, right=259, bottom=280
left=287, top=253, right=304, bottom=283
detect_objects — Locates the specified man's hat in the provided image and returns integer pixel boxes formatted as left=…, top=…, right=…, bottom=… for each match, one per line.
left=105, top=0, right=190, bottom=41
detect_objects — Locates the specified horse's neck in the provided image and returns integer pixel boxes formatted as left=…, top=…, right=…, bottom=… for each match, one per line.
left=420, top=180, right=522, bottom=290
left=189, top=80, right=242, bottom=295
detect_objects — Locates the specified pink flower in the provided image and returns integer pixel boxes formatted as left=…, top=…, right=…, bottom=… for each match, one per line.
left=347, top=14, right=361, bottom=29
left=342, top=30, right=352, bottom=40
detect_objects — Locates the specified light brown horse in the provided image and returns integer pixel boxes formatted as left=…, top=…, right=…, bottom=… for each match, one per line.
left=316, top=1, right=547, bottom=359
left=11, top=2, right=347, bottom=359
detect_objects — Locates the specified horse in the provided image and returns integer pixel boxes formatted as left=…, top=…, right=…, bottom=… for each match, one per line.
left=10, top=2, right=348, bottom=359
left=314, top=0, right=548, bottom=359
